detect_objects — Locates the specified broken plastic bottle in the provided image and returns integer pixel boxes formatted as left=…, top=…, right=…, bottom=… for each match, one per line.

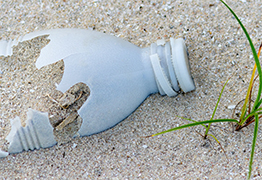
left=0, top=29, right=195, bottom=156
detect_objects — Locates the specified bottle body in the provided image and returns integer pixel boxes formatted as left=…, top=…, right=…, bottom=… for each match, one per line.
left=1, top=28, right=195, bottom=138
left=55, top=31, right=159, bottom=136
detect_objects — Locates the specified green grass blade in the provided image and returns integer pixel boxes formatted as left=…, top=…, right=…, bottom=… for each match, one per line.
left=220, top=0, right=262, bottom=111
left=256, top=98, right=262, bottom=109
left=240, top=107, right=262, bottom=125
left=150, top=119, right=239, bottom=137
left=211, top=79, right=230, bottom=120
left=173, top=117, right=225, bottom=158
left=205, top=78, right=231, bottom=136
left=250, top=45, right=262, bottom=110
left=240, top=44, right=261, bottom=123
left=240, top=65, right=257, bottom=122
left=176, top=116, right=208, bottom=130
left=248, top=114, right=259, bottom=179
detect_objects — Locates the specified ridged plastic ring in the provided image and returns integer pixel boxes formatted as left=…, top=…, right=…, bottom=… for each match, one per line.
left=150, top=54, right=178, bottom=97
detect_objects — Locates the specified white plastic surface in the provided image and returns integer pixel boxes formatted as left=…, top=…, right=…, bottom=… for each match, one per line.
left=1, top=29, right=195, bottom=138
left=150, top=54, right=178, bottom=96
left=57, top=43, right=156, bottom=136
left=0, top=29, right=111, bottom=69
left=165, top=42, right=180, bottom=92
left=170, top=38, right=195, bottom=93
left=0, top=150, right=9, bottom=158
left=6, top=109, right=57, bottom=154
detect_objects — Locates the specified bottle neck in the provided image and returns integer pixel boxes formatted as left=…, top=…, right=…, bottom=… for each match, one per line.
left=142, top=38, right=195, bottom=97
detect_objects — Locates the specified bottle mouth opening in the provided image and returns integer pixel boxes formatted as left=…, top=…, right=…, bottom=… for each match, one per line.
left=170, top=38, right=195, bottom=93
left=150, top=38, right=195, bottom=96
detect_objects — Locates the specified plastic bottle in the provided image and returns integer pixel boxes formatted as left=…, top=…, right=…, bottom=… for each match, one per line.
left=0, top=29, right=195, bottom=155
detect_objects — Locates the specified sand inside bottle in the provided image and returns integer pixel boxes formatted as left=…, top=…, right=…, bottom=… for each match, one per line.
left=0, top=36, right=90, bottom=151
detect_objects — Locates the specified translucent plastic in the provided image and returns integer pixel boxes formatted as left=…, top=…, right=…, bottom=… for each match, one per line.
left=0, top=29, right=195, bottom=156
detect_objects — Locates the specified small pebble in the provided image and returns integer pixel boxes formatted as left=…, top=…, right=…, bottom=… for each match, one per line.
left=142, top=145, right=148, bottom=149
left=228, top=105, right=236, bottom=110
left=72, top=143, right=77, bottom=149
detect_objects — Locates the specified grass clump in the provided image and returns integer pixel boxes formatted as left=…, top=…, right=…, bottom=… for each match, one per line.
left=148, top=1, right=261, bottom=179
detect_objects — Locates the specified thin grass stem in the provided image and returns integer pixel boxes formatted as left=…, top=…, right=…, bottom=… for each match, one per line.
left=248, top=114, right=259, bottom=179
left=240, top=108, right=262, bottom=126
left=150, top=119, right=239, bottom=137
left=220, top=0, right=262, bottom=112
left=240, top=44, right=262, bottom=123
left=207, top=133, right=228, bottom=160
left=176, top=116, right=207, bottom=130
left=204, top=78, right=230, bottom=138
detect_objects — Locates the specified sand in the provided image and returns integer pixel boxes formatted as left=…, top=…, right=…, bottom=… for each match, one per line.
left=1, top=0, right=262, bottom=179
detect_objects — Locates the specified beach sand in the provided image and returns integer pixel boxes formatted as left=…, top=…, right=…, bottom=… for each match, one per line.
left=1, top=0, right=262, bottom=179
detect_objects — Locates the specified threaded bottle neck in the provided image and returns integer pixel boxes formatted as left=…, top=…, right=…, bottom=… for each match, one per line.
left=149, top=38, right=195, bottom=96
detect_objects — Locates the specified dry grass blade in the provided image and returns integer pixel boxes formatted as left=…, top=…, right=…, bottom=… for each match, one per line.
left=241, top=43, right=262, bottom=119
left=236, top=43, right=262, bottom=130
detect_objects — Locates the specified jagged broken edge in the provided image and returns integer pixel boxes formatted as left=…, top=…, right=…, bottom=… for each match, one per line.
left=0, top=150, right=9, bottom=158
left=2, top=108, right=57, bottom=157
